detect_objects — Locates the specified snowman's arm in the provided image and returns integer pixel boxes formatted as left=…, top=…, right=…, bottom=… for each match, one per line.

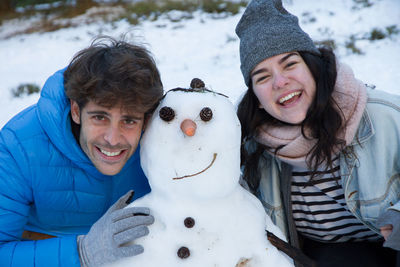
left=266, top=230, right=316, bottom=267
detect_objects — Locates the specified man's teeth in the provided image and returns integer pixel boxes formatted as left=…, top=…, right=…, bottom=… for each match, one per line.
left=100, top=149, right=122, bottom=157
left=279, top=91, right=301, bottom=104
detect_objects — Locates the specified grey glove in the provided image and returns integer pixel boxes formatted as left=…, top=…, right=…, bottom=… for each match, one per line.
left=77, top=190, right=154, bottom=266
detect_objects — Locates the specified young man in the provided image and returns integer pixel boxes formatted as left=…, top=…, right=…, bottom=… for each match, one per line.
left=0, top=36, right=163, bottom=266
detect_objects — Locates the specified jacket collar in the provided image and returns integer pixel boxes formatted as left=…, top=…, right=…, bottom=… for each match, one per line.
left=349, top=108, right=375, bottom=146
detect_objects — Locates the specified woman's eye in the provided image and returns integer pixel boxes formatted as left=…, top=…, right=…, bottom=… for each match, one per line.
left=159, top=106, right=175, bottom=121
left=256, top=75, right=270, bottom=83
left=285, top=61, right=297, bottom=68
left=200, top=107, right=213, bottom=121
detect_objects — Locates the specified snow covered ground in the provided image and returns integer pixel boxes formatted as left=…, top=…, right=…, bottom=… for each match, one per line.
left=0, top=0, right=399, bottom=128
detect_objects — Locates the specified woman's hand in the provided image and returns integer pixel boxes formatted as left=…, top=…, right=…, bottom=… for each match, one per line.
left=380, top=224, right=393, bottom=240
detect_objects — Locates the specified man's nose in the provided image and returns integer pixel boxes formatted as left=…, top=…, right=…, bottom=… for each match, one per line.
left=104, top=126, right=122, bottom=145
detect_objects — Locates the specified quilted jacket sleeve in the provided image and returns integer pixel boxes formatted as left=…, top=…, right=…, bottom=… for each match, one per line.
left=0, top=237, right=81, bottom=266
left=0, top=128, right=81, bottom=267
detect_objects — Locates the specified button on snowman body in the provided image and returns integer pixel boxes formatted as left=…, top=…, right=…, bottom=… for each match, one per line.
left=106, top=80, right=294, bottom=267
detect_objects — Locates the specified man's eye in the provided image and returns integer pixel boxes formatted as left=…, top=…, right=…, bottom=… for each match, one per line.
left=124, top=119, right=136, bottom=125
left=94, top=115, right=105, bottom=121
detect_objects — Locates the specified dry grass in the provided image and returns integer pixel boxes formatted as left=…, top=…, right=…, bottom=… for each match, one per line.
left=0, top=0, right=248, bottom=39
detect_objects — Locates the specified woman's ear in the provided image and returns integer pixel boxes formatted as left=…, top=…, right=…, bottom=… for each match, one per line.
left=70, top=100, right=81, bottom=124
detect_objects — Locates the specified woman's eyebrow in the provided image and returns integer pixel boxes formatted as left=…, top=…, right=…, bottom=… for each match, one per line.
left=279, top=52, right=299, bottom=64
left=251, top=67, right=269, bottom=78
left=251, top=53, right=300, bottom=78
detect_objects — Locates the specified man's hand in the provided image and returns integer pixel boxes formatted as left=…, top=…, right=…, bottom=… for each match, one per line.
left=77, top=190, right=154, bottom=266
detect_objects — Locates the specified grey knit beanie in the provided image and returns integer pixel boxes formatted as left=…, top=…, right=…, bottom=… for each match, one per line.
left=235, top=0, right=320, bottom=86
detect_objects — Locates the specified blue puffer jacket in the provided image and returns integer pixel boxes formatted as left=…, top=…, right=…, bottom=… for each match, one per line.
left=0, top=69, right=151, bottom=266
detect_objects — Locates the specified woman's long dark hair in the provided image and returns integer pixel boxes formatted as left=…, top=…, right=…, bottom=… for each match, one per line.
left=238, top=47, right=348, bottom=192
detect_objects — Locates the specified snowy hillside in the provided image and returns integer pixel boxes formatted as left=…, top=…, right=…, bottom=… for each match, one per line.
left=0, top=0, right=399, bottom=127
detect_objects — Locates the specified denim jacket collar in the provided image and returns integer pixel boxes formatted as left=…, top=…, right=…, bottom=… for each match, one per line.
left=349, top=109, right=375, bottom=146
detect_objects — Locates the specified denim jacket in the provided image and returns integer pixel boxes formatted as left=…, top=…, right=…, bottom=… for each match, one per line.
left=252, top=88, right=400, bottom=248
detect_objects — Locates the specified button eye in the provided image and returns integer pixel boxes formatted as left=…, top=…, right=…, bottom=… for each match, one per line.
left=159, top=106, right=175, bottom=122
left=200, top=107, right=213, bottom=122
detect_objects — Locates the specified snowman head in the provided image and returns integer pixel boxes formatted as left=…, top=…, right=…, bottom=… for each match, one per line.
left=140, top=79, right=241, bottom=200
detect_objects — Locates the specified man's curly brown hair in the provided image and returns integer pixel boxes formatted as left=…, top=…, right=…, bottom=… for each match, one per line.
left=64, top=36, right=163, bottom=116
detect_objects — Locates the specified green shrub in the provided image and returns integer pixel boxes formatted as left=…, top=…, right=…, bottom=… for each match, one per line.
left=386, top=25, right=399, bottom=36
left=202, top=0, right=247, bottom=14
left=345, top=35, right=363, bottom=55
left=15, top=0, right=67, bottom=8
left=12, top=83, right=40, bottom=97
left=369, top=28, right=385, bottom=40
left=314, top=39, right=336, bottom=50
left=122, top=0, right=247, bottom=24
left=125, top=1, right=160, bottom=18
left=161, top=0, right=197, bottom=13
left=352, top=0, right=373, bottom=10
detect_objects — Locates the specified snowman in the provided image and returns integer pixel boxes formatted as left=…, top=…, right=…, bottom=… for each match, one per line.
left=106, top=79, right=294, bottom=267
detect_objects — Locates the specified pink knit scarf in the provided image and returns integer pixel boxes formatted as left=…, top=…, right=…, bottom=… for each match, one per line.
left=255, top=63, right=368, bottom=168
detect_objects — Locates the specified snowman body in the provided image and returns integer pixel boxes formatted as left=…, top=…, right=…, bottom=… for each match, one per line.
left=106, top=88, right=294, bottom=267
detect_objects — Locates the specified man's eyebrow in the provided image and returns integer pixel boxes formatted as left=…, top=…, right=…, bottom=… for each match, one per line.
left=122, top=114, right=143, bottom=120
left=87, top=111, right=143, bottom=120
left=86, top=110, right=109, bottom=116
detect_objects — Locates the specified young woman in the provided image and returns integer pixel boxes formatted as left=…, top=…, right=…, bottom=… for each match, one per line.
left=235, top=0, right=399, bottom=266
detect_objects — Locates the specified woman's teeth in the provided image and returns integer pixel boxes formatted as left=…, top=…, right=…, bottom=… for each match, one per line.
left=279, top=91, right=301, bottom=104
left=100, top=149, right=122, bottom=157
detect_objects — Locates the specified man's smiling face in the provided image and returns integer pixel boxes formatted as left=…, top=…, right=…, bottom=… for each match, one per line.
left=71, top=100, right=144, bottom=176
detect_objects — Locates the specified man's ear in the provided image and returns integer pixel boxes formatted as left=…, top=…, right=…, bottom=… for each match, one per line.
left=142, top=114, right=149, bottom=132
left=70, top=100, right=81, bottom=124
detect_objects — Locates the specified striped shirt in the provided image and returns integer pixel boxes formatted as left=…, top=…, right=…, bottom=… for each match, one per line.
left=291, top=160, right=380, bottom=243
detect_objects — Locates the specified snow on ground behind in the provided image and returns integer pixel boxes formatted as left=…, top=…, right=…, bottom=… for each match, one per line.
left=0, top=0, right=399, bottom=127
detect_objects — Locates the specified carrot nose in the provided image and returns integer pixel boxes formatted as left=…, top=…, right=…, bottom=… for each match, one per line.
left=181, top=119, right=197, bottom=136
